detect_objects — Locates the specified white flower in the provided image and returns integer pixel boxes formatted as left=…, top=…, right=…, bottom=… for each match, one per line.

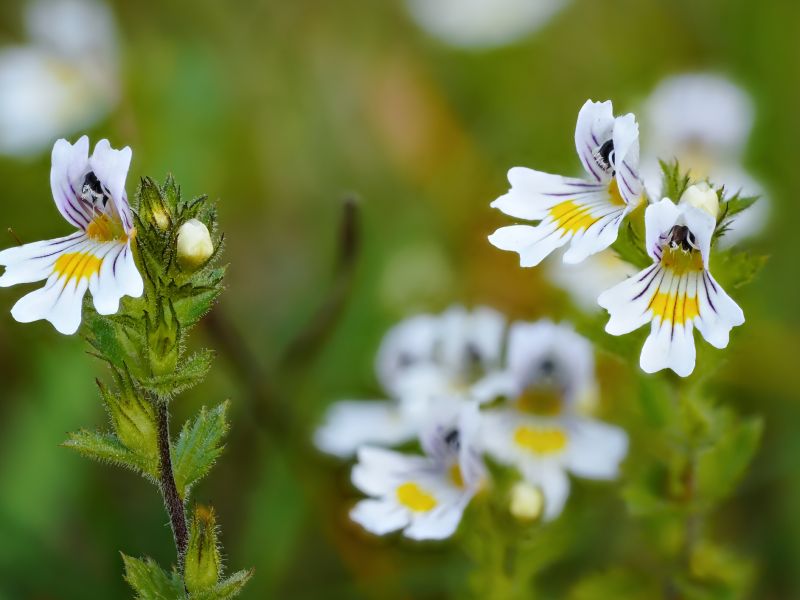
left=479, top=320, right=626, bottom=521
left=481, top=410, right=627, bottom=521
left=489, top=100, right=644, bottom=267
left=641, top=73, right=768, bottom=246
left=545, top=249, right=636, bottom=313
left=598, top=198, right=745, bottom=377
left=350, top=404, right=485, bottom=540
left=0, top=136, right=143, bottom=334
left=177, top=219, right=214, bottom=270
left=405, top=0, right=569, bottom=49
left=0, top=0, right=119, bottom=157
left=314, top=306, right=507, bottom=458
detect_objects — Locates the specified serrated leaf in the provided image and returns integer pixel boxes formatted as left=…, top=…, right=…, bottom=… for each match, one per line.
left=122, top=554, right=184, bottom=600
left=711, top=250, right=768, bottom=290
left=63, top=430, right=158, bottom=481
left=173, top=286, right=224, bottom=329
left=696, top=417, right=763, bottom=505
left=207, top=570, right=254, bottom=599
left=173, top=402, right=230, bottom=498
left=141, top=349, right=214, bottom=397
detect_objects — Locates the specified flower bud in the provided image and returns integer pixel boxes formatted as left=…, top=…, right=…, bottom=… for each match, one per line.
left=100, top=378, right=158, bottom=459
left=176, top=219, right=214, bottom=270
left=184, top=505, right=221, bottom=593
left=509, top=481, right=544, bottom=521
left=680, top=182, right=719, bottom=220
left=151, top=206, right=170, bottom=231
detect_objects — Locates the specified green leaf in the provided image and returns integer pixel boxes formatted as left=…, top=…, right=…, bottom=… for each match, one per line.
left=207, top=570, right=254, bottom=599
left=62, top=430, right=158, bottom=482
left=696, top=416, right=763, bottom=505
left=173, top=402, right=230, bottom=498
left=121, top=554, right=184, bottom=600
left=142, top=349, right=215, bottom=397
left=660, top=159, right=691, bottom=202
left=711, top=250, right=769, bottom=290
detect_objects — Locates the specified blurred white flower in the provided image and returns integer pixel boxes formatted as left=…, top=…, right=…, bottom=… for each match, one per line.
left=641, top=73, right=768, bottom=246
left=509, top=480, right=544, bottom=521
left=598, top=199, right=744, bottom=377
left=489, top=100, right=644, bottom=267
left=0, top=136, right=142, bottom=334
left=350, top=404, right=485, bottom=540
left=314, top=306, right=507, bottom=458
left=545, top=249, right=636, bottom=313
left=405, top=0, right=569, bottom=49
left=480, top=320, right=627, bottom=521
left=0, top=0, right=119, bottom=157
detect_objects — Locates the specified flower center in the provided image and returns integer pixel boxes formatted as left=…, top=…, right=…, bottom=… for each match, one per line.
left=86, top=213, right=127, bottom=242
left=396, top=482, right=437, bottom=512
left=516, top=388, right=563, bottom=416
left=513, top=426, right=568, bottom=455
left=449, top=464, right=464, bottom=489
left=608, top=178, right=627, bottom=207
left=54, top=252, right=103, bottom=282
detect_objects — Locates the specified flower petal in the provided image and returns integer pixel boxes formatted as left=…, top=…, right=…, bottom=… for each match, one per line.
left=598, top=263, right=663, bottom=335
left=523, top=462, right=570, bottom=522
left=695, top=271, right=745, bottom=349
left=611, top=113, right=643, bottom=205
left=89, top=241, right=143, bottom=315
left=574, top=100, right=615, bottom=182
left=50, top=136, right=92, bottom=229
left=403, top=495, right=469, bottom=540
left=565, top=417, right=628, bottom=479
left=350, top=499, right=409, bottom=536
left=351, top=446, right=431, bottom=497
left=314, top=401, right=417, bottom=458
left=0, top=232, right=85, bottom=286
left=89, top=139, right=133, bottom=234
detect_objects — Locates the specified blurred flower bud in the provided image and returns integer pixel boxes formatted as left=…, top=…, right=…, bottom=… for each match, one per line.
left=575, top=384, right=599, bottom=417
left=184, top=505, right=221, bottom=594
left=177, top=219, right=213, bottom=270
left=680, top=182, right=719, bottom=220
left=509, top=481, right=544, bottom=521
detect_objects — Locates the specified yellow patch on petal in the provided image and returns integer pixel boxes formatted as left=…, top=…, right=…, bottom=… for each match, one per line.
left=449, top=464, right=464, bottom=489
left=650, top=289, right=700, bottom=326
left=86, top=214, right=127, bottom=242
left=549, top=200, right=597, bottom=234
left=660, top=247, right=704, bottom=275
left=608, top=179, right=628, bottom=207
left=396, top=482, right=437, bottom=512
left=54, top=252, right=102, bottom=282
left=514, top=426, right=567, bottom=455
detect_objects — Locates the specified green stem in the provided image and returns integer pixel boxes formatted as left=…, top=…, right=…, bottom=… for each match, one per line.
left=156, top=399, right=188, bottom=572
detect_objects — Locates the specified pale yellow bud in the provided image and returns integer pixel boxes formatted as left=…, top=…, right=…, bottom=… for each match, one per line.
left=680, top=183, right=719, bottom=220
left=152, top=206, right=170, bottom=231
left=509, top=481, right=544, bottom=521
left=177, top=219, right=213, bottom=270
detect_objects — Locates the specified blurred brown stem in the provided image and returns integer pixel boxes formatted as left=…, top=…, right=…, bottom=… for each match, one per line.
left=204, top=196, right=360, bottom=438
left=156, top=399, right=189, bottom=572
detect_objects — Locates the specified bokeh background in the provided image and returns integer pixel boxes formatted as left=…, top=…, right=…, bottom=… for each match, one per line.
left=0, top=0, right=798, bottom=598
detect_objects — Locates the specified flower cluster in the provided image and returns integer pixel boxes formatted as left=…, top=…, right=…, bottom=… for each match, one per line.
left=316, top=307, right=628, bottom=539
left=490, top=99, right=752, bottom=377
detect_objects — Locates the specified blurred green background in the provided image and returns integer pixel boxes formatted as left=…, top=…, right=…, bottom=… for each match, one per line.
left=0, top=0, right=798, bottom=598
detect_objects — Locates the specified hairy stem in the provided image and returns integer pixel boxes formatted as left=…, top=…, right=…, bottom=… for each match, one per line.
left=156, top=399, right=188, bottom=571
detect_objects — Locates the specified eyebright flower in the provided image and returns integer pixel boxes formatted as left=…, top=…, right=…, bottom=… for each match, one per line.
left=480, top=320, right=627, bottom=521
left=489, top=100, right=643, bottom=267
left=349, top=405, right=485, bottom=540
left=598, top=197, right=745, bottom=377
left=641, top=73, right=767, bottom=246
left=0, top=136, right=143, bottom=334
left=314, top=306, right=506, bottom=458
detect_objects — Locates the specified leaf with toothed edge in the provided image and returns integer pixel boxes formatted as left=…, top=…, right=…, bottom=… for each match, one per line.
left=121, top=554, right=184, bottom=599
left=63, top=430, right=158, bottom=482
left=173, top=402, right=230, bottom=498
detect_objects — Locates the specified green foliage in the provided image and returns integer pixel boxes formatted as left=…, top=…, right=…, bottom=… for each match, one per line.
left=568, top=568, right=660, bottom=600
left=64, top=176, right=249, bottom=598
left=185, top=506, right=222, bottom=594
left=659, top=159, right=692, bottom=203
left=696, top=416, right=763, bottom=505
left=715, top=191, right=760, bottom=242
left=62, top=430, right=158, bottom=482
left=173, top=402, right=230, bottom=498
left=122, top=555, right=183, bottom=599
